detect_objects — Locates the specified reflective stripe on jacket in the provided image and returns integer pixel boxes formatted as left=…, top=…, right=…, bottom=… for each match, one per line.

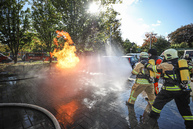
left=162, top=85, right=181, bottom=91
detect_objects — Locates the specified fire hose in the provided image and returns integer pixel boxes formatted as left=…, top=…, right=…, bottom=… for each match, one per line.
left=0, top=76, right=37, bottom=82
left=0, top=103, right=61, bottom=129
left=0, top=76, right=61, bottom=128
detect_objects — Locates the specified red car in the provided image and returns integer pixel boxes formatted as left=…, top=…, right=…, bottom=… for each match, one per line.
left=0, top=53, right=12, bottom=63
left=22, top=53, right=50, bottom=61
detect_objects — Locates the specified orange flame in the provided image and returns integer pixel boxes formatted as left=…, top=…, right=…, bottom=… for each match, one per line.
left=53, top=30, right=79, bottom=69
left=56, top=100, right=78, bottom=125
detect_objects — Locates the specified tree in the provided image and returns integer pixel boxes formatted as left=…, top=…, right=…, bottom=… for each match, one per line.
left=122, top=39, right=132, bottom=54
left=142, top=32, right=157, bottom=49
left=141, top=35, right=170, bottom=55
left=152, top=35, right=170, bottom=55
left=170, top=42, right=189, bottom=49
left=20, top=33, right=47, bottom=52
left=31, top=0, right=61, bottom=62
left=121, top=39, right=138, bottom=54
left=0, top=0, right=30, bottom=63
left=0, top=43, right=10, bottom=53
left=51, top=0, right=122, bottom=54
left=168, top=23, right=193, bottom=47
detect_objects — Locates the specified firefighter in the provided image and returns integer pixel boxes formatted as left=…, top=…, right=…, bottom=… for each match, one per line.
left=126, top=52, right=155, bottom=106
left=184, top=54, right=192, bottom=64
left=148, top=49, right=162, bottom=96
left=185, top=54, right=193, bottom=77
left=145, top=48, right=193, bottom=129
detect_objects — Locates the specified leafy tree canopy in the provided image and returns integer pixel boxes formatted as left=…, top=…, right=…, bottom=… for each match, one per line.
left=141, top=35, right=170, bottom=55
left=0, top=0, right=30, bottom=63
left=122, top=39, right=138, bottom=54
left=168, top=23, right=193, bottom=47
left=31, top=0, right=62, bottom=62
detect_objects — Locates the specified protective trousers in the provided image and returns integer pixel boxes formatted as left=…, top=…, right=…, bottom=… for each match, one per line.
left=150, top=89, right=193, bottom=129
left=127, top=104, right=158, bottom=128
left=128, top=83, right=155, bottom=105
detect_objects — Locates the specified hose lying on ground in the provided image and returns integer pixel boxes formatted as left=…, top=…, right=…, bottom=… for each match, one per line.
left=0, top=76, right=37, bottom=82
left=0, top=103, right=61, bottom=129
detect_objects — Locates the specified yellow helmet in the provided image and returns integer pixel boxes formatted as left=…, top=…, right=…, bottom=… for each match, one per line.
left=139, top=52, right=149, bottom=59
left=163, top=48, right=178, bottom=60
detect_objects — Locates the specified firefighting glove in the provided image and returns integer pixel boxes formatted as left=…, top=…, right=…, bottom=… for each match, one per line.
left=145, top=63, right=150, bottom=68
left=141, top=60, right=148, bottom=65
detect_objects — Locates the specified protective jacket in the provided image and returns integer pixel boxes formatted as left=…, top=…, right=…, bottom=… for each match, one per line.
left=147, top=58, right=193, bottom=129
left=132, top=60, right=152, bottom=84
left=128, top=60, right=155, bottom=105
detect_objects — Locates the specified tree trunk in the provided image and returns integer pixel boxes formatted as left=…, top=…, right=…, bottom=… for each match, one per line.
left=49, top=52, right=52, bottom=63
left=14, top=56, right=17, bottom=64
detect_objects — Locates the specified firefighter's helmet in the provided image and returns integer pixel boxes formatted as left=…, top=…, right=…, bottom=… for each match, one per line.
left=139, top=52, right=149, bottom=59
left=148, top=49, right=157, bottom=56
left=163, top=48, right=178, bottom=60
left=185, top=54, right=189, bottom=58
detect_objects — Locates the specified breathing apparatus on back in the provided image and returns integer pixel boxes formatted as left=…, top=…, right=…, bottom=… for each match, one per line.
left=178, top=59, right=191, bottom=91
left=148, top=49, right=158, bottom=78
left=149, top=59, right=156, bottom=78
left=163, top=49, right=191, bottom=91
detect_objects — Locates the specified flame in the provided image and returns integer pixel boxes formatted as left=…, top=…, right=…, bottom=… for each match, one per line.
left=56, top=100, right=78, bottom=125
left=53, top=30, right=79, bottom=69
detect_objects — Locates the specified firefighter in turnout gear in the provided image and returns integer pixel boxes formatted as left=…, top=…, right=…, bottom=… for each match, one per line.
left=184, top=54, right=192, bottom=64
left=145, top=48, right=193, bottom=129
left=126, top=52, right=155, bottom=106
left=148, top=49, right=162, bottom=96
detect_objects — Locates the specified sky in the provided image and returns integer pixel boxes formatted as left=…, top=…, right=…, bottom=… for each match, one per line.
left=113, top=0, right=193, bottom=46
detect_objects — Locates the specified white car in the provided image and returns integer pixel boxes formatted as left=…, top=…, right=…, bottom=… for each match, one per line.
left=183, top=50, right=193, bottom=60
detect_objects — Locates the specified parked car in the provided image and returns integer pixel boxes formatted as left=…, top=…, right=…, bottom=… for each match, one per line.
left=22, top=53, right=50, bottom=61
left=0, top=53, right=12, bottom=63
left=122, top=55, right=139, bottom=68
left=126, top=53, right=140, bottom=60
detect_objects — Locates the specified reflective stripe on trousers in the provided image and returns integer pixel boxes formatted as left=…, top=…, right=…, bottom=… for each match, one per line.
left=183, top=116, right=193, bottom=121
left=152, top=106, right=161, bottom=114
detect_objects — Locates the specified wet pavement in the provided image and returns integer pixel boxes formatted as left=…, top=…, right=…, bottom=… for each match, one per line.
left=0, top=62, right=193, bottom=129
